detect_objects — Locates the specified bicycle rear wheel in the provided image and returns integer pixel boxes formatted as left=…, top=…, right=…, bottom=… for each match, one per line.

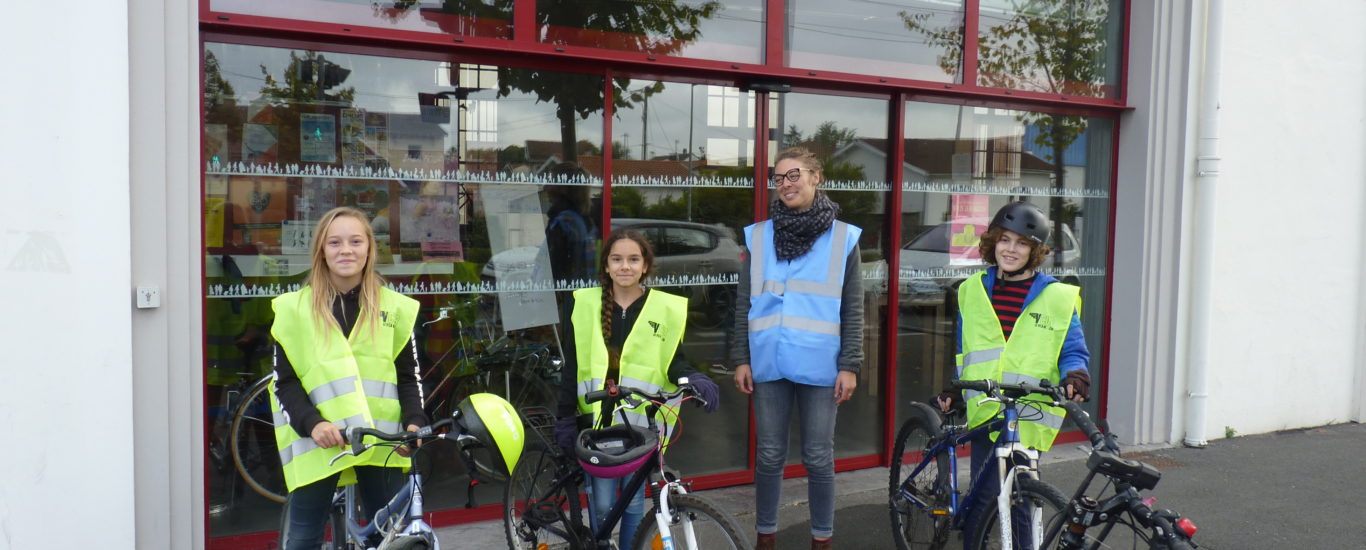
left=230, top=377, right=287, bottom=503
left=889, top=406, right=952, bottom=550
left=504, top=441, right=579, bottom=550
left=630, top=493, right=747, bottom=550
left=969, top=477, right=1067, bottom=550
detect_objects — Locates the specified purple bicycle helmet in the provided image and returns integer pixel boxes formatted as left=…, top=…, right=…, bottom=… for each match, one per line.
left=574, top=423, right=658, bottom=479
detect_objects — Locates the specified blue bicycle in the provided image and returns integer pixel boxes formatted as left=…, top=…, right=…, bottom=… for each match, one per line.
left=888, top=379, right=1070, bottom=550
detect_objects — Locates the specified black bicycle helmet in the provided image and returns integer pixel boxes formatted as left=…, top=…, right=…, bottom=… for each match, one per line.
left=456, top=393, right=525, bottom=480
left=990, top=201, right=1050, bottom=244
left=574, top=423, right=658, bottom=479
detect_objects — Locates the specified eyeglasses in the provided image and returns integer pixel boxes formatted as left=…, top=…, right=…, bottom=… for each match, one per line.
left=771, top=168, right=813, bottom=185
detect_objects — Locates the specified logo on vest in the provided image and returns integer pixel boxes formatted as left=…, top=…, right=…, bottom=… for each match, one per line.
left=647, top=320, right=666, bottom=341
left=1028, top=312, right=1059, bottom=331
left=380, top=310, right=396, bottom=328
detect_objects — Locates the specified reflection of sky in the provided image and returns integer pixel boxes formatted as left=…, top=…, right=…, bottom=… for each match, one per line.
left=789, top=0, right=964, bottom=67
left=206, top=43, right=602, bottom=155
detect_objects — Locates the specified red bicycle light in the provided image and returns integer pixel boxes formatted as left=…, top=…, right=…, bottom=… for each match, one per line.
left=1176, top=518, right=1198, bottom=538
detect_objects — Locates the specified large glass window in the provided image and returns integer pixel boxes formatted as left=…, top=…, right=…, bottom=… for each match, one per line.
left=202, top=42, right=604, bottom=538
left=894, top=100, right=1111, bottom=424
left=772, top=92, right=891, bottom=460
left=787, top=0, right=964, bottom=82
left=976, top=0, right=1125, bottom=97
left=209, top=0, right=514, bottom=40
left=608, top=80, right=755, bottom=476
left=539, top=0, right=764, bottom=64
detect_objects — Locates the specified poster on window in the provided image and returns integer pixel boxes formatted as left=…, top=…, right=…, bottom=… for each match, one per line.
left=949, top=194, right=989, bottom=265
left=341, top=109, right=366, bottom=167
left=481, top=184, right=557, bottom=331
left=301, top=113, right=338, bottom=163
left=242, top=123, right=278, bottom=164
left=227, top=176, right=288, bottom=252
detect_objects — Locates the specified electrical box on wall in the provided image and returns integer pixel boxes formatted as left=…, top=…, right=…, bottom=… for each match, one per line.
left=135, top=286, right=161, bottom=309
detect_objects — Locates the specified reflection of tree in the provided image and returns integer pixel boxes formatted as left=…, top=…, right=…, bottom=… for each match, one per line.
left=204, top=51, right=236, bottom=112
left=253, top=51, right=358, bottom=164
left=783, top=121, right=882, bottom=259
left=903, top=0, right=1112, bottom=263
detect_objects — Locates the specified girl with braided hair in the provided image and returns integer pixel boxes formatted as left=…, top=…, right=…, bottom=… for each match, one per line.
left=554, top=229, right=721, bottom=548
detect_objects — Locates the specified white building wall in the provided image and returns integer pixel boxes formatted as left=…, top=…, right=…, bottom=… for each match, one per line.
left=1198, top=1, right=1366, bottom=435
left=0, top=3, right=136, bottom=550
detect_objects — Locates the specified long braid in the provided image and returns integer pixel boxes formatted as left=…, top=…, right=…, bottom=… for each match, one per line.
left=600, top=282, right=614, bottom=346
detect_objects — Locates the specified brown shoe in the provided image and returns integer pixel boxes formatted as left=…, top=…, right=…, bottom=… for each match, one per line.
left=811, top=536, right=832, bottom=550
left=756, top=532, right=776, bottom=550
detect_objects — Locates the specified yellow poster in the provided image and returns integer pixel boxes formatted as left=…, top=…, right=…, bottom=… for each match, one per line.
left=206, top=197, right=225, bottom=248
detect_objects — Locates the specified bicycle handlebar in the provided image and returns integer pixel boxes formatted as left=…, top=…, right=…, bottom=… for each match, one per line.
left=950, top=378, right=1115, bottom=451
left=332, top=417, right=458, bottom=463
left=583, top=378, right=706, bottom=409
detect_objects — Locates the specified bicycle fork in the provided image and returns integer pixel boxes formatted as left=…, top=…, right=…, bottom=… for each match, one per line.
left=995, top=447, right=1043, bottom=550
left=650, top=483, right=695, bottom=550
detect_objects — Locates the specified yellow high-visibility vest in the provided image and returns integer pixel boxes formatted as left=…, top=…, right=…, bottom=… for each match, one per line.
left=269, top=285, right=418, bottom=492
left=957, top=272, right=1079, bottom=452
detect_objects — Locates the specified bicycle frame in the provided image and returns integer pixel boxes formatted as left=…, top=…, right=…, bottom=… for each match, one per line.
left=334, top=469, right=438, bottom=549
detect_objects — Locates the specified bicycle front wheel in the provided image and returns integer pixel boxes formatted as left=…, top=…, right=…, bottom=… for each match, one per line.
left=504, top=442, right=578, bottom=550
left=630, top=493, right=747, bottom=550
left=889, top=409, right=952, bottom=550
left=1041, top=507, right=1155, bottom=550
left=969, top=477, right=1067, bottom=550
left=230, top=377, right=287, bottom=503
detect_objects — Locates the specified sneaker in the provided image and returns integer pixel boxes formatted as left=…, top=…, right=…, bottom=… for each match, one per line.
left=756, top=532, right=776, bottom=550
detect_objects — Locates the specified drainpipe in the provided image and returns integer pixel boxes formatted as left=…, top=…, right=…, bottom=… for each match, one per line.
left=1184, top=0, right=1224, bottom=448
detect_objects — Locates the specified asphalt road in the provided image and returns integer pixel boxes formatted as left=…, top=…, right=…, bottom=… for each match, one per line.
left=442, top=421, right=1366, bottom=549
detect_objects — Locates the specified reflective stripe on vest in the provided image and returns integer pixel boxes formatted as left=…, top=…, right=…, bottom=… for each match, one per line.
left=570, top=287, right=687, bottom=443
left=956, top=271, right=1079, bottom=452
left=744, top=219, right=861, bottom=387
left=269, top=286, right=419, bottom=492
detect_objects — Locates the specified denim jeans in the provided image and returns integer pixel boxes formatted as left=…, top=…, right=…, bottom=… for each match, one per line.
left=962, top=429, right=1032, bottom=550
left=753, top=379, right=838, bottom=539
left=586, top=473, right=646, bottom=549
left=280, top=466, right=405, bottom=550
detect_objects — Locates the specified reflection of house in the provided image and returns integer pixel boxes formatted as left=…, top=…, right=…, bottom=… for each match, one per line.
left=833, top=136, right=1083, bottom=227
left=384, top=113, right=448, bottom=173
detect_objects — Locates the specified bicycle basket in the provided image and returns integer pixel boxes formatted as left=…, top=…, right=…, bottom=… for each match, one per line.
left=574, top=423, right=657, bottom=479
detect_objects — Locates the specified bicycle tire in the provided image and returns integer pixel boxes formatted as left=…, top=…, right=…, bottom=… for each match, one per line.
left=504, top=441, right=578, bottom=550
left=889, top=407, right=952, bottom=550
left=230, top=376, right=287, bottom=503
left=629, top=493, right=748, bottom=550
left=968, top=477, right=1068, bottom=550
left=1040, top=505, right=1159, bottom=550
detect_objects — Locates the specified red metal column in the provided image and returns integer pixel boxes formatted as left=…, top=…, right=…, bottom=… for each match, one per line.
left=881, top=94, right=907, bottom=466
left=514, top=0, right=536, bottom=44
left=764, top=0, right=785, bottom=68
left=962, top=0, right=980, bottom=88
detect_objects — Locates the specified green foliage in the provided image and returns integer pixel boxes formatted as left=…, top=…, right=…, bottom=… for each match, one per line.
left=258, top=51, right=357, bottom=106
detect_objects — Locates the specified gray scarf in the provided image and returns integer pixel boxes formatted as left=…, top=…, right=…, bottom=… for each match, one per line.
left=769, top=193, right=840, bottom=261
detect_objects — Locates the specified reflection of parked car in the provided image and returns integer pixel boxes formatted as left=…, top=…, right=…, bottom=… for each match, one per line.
left=611, top=218, right=743, bottom=330
left=898, top=222, right=1080, bottom=308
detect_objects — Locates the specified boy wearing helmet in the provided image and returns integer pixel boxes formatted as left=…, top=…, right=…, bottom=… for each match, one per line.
left=937, top=201, right=1090, bottom=549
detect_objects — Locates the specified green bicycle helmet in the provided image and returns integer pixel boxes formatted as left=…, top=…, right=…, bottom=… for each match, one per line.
left=456, top=393, right=526, bottom=480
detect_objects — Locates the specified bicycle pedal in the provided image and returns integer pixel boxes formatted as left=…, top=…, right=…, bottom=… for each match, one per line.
left=929, top=507, right=952, bottom=516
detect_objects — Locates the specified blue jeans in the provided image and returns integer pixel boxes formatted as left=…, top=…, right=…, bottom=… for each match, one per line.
left=280, top=466, right=405, bottom=550
left=586, top=473, right=646, bottom=548
left=753, top=379, right=838, bottom=539
left=963, top=429, right=1032, bottom=550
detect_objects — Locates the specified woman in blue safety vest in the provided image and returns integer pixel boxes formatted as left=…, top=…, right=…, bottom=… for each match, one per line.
left=938, top=200, right=1091, bottom=550
left=554, top=229, right=721, bottom=549
left=269, top=207, right=425, bottom=550
left=731, top=146, right=864, bottom=550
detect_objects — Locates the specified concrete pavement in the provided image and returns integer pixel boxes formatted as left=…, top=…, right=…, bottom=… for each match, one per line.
left=438, top=421, right=1366, bottom=548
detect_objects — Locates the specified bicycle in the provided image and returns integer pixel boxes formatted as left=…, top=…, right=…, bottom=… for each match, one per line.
left=503, top=379, right=749, bottom=550
left=1039, top=385, right=1200, bottom=550
left=325, top=392, right=526, bottom=550
left=889, top=378, right=1070, bottom=550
